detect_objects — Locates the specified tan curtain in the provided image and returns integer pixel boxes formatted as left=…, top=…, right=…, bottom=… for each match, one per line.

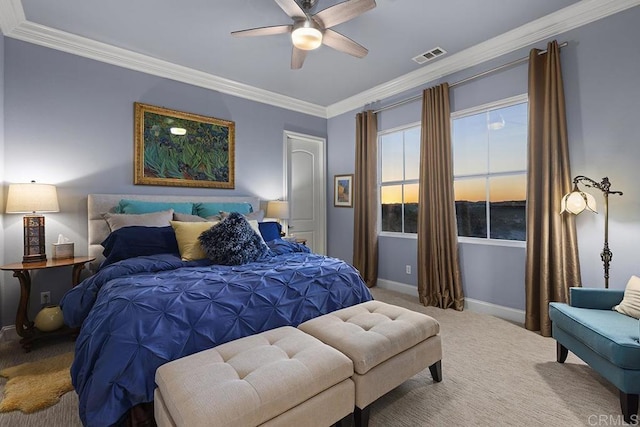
left=353, top=110, right=378, bottom=288
left=417, top=83, right=464, bottom=310
left=525, top=40, right=581, bottom=336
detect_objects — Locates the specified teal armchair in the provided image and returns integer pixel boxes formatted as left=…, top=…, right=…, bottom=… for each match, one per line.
left=549, top=287, right=640, bottom=424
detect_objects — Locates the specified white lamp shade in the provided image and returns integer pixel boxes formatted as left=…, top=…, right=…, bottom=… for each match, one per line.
left=267, top=200, right=290, bottom=220
left=6, top=182, right=60, bottom=213
left=291, top=21, right=323, bottom=50
left=560, top=190, right=597, bottom=215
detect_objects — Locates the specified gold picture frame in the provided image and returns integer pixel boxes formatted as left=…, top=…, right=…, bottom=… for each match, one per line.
left=334, top=174, right=354, bottom=208
left=134, top=102, right=235, bottom=189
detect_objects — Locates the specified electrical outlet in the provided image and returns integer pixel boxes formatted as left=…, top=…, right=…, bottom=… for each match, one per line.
left=405, top=265, right=411, bottom=275
left=40, top=291, right=51, bottom=305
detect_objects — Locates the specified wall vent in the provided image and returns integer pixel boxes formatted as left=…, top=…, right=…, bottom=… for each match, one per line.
left=412, top=46, right=447, bottom=64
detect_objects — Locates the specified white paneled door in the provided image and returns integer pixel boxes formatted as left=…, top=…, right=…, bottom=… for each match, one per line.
left=285, top=131, right=326, bottom=255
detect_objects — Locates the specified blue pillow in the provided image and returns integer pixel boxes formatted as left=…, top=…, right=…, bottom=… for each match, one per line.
left=258, top=221, right=282, bottom=242
left=198, top=213, right=270, bottom=265
left=116, top=199, right=193, bottom=215
left=100, top=226, right=179, bottom=268
left=194, top=202, right=252, bottom=218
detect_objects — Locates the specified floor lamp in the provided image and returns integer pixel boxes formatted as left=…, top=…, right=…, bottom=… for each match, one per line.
left=560, top=176, right=623, bottom=288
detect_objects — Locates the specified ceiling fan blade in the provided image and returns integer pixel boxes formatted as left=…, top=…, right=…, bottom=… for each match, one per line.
left=322, top=29, right=368, bottom=58
left=313, top=0, right=376, bottom=29
left=291, top=46, right=308, bottom=69
left=231, top=25, right=292, bottom=37
left=274, top=0, right=306, bottom=19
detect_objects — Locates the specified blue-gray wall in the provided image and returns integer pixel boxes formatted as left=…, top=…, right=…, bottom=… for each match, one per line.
left=1, top=39, right=326, bottom=327
left=327, top=6, right=640, bottom=311
left=0, top=33, right=5, bottom=325
left=2, top=7, right=640, bottom=327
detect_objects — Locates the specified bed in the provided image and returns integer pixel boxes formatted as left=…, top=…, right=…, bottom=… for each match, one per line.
left=61, top=194, right=372, bottom=427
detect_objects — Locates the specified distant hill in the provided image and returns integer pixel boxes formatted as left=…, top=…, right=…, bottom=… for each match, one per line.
left=381, top=200, right=526, bottom=240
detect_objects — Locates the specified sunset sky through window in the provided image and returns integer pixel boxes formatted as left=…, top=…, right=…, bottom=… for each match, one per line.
left=380, top=102, right=527, bottom=205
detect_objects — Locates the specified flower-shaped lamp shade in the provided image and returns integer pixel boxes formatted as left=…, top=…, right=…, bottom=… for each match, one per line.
left=560, top=187, right=597, bottom=215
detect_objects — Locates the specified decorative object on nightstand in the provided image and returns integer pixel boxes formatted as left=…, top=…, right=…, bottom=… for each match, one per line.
left=267, top=200, right=290, bottom=236
left=561, top=175, right=623, bottom=288
left=52, top=234, right=74, bottom=259
left=34, top=305, right=64, bottom=332
left=6, top=181, right=59, bottom=263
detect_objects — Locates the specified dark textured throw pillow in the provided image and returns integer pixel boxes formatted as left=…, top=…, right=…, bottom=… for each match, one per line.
left=199, top=212, right=270, bottom=265
left=100, top=226, right=179, bottom=269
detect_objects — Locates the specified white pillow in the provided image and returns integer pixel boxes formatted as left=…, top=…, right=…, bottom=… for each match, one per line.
left=220, top=210, right=265, bottom=222
left=248, top=220, right=266, bottom=244
left=103, top=209, right=174, bottom=231
left=613, top=275, right=640, bottom=319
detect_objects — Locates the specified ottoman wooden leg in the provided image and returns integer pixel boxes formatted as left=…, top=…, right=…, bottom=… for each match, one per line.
left=354, top=405, right=370, bottom=427
left=429, top=360, right=442, bottom=382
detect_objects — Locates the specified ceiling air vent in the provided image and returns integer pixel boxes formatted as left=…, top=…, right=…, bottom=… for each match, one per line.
left=412, top=47, right=447, bottom=64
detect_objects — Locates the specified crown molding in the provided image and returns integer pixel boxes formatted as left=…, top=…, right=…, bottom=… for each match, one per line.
left=326, top=0, right=640, bottom=118
left=2, top=0, right=639, bottom=119
left=0, top=0, right=24, bottom=35
left=1, top=3, right=327, bottom=118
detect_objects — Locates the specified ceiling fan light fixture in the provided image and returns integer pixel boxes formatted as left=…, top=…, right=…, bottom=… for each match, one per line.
left=291, top=20, right=323, bottom=50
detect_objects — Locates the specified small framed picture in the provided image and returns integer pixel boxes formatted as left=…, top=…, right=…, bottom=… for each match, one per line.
left=334, top=174, right=354, bottom=208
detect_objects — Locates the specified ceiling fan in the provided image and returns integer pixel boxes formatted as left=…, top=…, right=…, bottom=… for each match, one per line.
left=231, top=0, right=376, bottom=69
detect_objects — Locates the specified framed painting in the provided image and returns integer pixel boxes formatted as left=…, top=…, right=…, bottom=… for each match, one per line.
left=134, top=102, right=235, bottom=189
left=334, top=174, right=354, bottom=208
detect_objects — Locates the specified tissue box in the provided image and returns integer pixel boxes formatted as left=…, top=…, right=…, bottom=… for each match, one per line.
left=52, top=243, right=74, bottom=259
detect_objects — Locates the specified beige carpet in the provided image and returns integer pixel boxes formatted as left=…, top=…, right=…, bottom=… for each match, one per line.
left=0, top=288, right=625, bottom=426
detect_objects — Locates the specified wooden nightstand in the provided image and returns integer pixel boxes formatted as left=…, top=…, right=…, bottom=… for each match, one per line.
left=0, top=256, right=95, bottom=352
left=295, top=238, right=307, bottom=246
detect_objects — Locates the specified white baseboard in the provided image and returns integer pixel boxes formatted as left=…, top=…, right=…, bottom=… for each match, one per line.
left=0, top=325, right=18, bottom=343
left=464, top=298, right=525, bottom=325
left=376, top=279, right=525, bottom=325
left=376, top=279, right=418, bottom=296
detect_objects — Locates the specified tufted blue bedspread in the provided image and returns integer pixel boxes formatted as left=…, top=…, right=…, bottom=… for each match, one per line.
left=60, top=242, right=372, bottom=427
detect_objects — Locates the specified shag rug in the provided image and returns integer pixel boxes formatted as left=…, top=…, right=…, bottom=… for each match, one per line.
left=0, top=352, right=74, bottom=413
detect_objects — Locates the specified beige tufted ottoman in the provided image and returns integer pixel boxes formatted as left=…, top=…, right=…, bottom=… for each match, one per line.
left=154, top=326, right=355, bottom=427
left=298, top=300, right=442, bottom=427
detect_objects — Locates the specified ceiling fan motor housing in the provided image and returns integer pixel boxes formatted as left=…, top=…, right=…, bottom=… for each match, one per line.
left=300, top=0, right=319, bottom=11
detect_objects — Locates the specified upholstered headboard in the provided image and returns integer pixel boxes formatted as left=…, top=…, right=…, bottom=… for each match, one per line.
left=88, top=193, right=260, bottom=272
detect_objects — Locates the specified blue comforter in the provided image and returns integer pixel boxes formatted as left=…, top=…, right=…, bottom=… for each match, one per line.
left=61, top=242, right=372, bottom=427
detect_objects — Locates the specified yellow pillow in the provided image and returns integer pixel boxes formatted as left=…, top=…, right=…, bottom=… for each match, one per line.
left=170, top=220, right=218, bottom=261
left=613, top=275, right=640, bottom=319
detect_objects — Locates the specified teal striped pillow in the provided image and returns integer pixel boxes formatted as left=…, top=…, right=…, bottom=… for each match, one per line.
left=193, top=202, right=252, bottom=218
left=116, top=199, right=193, bottom=215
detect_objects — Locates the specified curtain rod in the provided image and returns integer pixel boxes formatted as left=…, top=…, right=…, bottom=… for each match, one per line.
left=372, top=41, right=568, bottom=114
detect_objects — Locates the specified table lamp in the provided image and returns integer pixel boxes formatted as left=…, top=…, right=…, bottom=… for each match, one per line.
left=560, top=176, right=623, bottom=288
left=6, top=181, right=60, bottom=263
left=267, top=200, right=290, bottom=236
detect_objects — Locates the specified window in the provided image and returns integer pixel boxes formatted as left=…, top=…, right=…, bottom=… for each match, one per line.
left=451, top=96, right=528, bottom=241
left=379, top=125, right=420, bottom=234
